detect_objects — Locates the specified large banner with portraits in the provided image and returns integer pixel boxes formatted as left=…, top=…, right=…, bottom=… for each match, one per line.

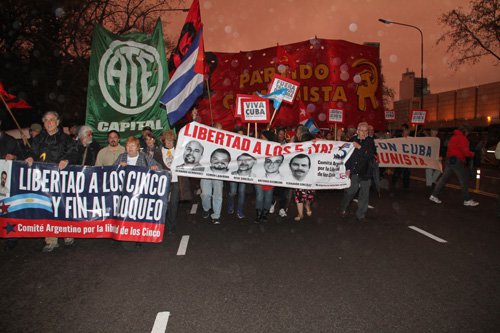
left=375, top=137, right=442, bottom=171
left=173, top=122, right=355, bottom=190
left=0, top=160, right=170, bottom=242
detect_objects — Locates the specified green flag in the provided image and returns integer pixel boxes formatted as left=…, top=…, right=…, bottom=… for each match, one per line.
left=85, top=20, right=169, bottom=146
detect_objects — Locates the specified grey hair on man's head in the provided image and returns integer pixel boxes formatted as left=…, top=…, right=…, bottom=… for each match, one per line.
left=78, top=125, right=93, bottom=139
left=42, top=111, right=60, bottom=121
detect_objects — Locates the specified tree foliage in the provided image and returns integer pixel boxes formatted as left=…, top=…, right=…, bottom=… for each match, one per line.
left=437, top=0, right=499, bottom=68
left=0, top=0, right=183, bottom=128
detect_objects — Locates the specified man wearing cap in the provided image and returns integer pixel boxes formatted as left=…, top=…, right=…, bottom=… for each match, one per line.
left=29, top=123, right=42, bottom=139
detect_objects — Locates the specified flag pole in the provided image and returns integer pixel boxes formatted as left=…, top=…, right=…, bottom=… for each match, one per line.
left=267, top=64, right=288, bottom=130
left=267, top=107, right=278, bottom=130
left=254, top=123, right=257, bottom=138
left=0, top=94, right=30, bottom=147
left=205, top=78, right=214, bottom=126
left=334, top=123, right=337, bottom=140
left=247, top=123, right=250, bottom=136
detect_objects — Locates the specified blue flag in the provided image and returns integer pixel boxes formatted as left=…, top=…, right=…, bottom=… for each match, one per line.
left=256, top=88, right=288, bottom=110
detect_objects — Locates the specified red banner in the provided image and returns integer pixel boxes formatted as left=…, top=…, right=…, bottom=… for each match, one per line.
left=198, top=39, right=383, bottom=130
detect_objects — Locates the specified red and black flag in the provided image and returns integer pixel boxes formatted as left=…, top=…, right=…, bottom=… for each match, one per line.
left=168, top=0, right=202, bottom=77
left=0, top=82, right=31, bottom=109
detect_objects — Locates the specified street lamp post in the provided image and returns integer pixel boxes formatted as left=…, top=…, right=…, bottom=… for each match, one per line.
left=379, top=18, right=424, bottom=130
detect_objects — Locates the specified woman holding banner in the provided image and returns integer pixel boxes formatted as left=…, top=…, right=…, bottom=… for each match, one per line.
left=293, top=132, right=316, bottom=221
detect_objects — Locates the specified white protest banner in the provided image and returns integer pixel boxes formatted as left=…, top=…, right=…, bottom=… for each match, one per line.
left=384, top=110, right=395, bottom=121
left=241, top=97, right=270, bottom=123
left=269, top=74, right=300, bottom=104
left=375, top=137, right=442, bottom=171
left=328, top=109, right=344, bottom=123
left=410, top=110, right=427, bottom=125
left=235, top=94, right=253, bottom=118
left=172, top=122, right=355, bottom=190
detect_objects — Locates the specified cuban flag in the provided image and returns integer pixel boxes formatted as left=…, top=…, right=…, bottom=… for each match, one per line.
left=256, top=88, right=288, bottom=110
left=160, top=27, right=205, bottom=125
left=298, top=101, right=320, bottom=135
left=0, top=194, right=53, bottom=215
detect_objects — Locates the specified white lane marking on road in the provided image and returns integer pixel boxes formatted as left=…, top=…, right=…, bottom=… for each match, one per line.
left=177, top=235, right=190, bottom=256
left=409, top=226, right=447, bottom=243
left=353, top=199, right=374, bottom=209
left=151, top=311, right=170, bottom=333
left=190, top=203, right=198, bottom=215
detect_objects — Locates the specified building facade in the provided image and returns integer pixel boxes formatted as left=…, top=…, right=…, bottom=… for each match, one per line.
left=392, top=70, right=500, bottom=130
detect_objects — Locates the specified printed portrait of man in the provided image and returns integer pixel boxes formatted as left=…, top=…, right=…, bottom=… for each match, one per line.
left=210, top=148, right=231, bottom=174
left=178, top=140, right=205, bottom=172
left=289, top=154, right=311, bottom=181
left=0, top=171, right=9, bottom=198
left=264, top=155, right=284, bottom=180
left=232, top=153, right=257, bottom=177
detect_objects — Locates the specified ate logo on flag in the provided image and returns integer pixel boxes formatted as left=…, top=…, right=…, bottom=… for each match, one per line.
left=98, top=41, right=164, bottom=115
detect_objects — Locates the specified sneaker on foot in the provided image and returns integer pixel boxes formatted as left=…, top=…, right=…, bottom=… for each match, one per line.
left=464, top=199, right=479, bottom=207
left=269, top=202, right=276, bottom=214
left=236, top=210, right=245, bottom=219
left=42, top=243, right=59, bottom=253
left=278, top=208, right=287, bottom=217
left=227, top=208, right=234, bottom=214
left=429, top=195, right=442, bottom=204
left=212, top=218, right=221, bottom=225
left=64, top=238, right=74, bottom=246
left=202, top=210, right=210, bottom=219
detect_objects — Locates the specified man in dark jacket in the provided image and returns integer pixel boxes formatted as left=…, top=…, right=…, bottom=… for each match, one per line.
left=340, top=122, right=377, bottom=221
left=0, top=124, right=23, bottom=162
left=25, top=111, right=79, bottom=252
left=75, top=125, right=101, bottom=166
left=429, top=124, right=479, bottom=206
left=0, top=120, right=23, bottom=250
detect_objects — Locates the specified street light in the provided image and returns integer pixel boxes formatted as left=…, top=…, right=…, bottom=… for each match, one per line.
left=378, top=18, right=424, bottom=111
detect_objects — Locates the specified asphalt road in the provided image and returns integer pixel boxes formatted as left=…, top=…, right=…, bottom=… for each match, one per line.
left=1, top=175, right=499, bottom=333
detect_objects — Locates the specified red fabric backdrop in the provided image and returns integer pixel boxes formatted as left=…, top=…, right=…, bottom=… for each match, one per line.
left=196, top=38, right=384, bottom=131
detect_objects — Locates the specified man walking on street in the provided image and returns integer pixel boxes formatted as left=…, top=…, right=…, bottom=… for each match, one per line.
left=429, top=124, right=479, bottom=207
left=340, top=122, right=377, bottom=221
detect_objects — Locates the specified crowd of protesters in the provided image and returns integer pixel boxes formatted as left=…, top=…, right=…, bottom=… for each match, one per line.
left=1, top=107, right=496, bottom=253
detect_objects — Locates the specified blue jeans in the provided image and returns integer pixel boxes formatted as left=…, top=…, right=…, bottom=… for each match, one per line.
left=432, top=157, right=471, bottom=201
left=255, top=185, right=274, bottom=210
left=200, top=179, right=223, bottom=219
left=228, top=182, right=246, bottom=214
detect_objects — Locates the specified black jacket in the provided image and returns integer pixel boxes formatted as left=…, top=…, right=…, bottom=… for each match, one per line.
left=345, top=135, right=376, bottom=179
left=27, top=129, right=78, bottom=164
left=0, top=131, right=23, bottom=160
left=76, top=140, right=101, bottom=166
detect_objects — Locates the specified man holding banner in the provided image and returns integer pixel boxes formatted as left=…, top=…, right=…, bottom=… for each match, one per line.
left=340, top=122, right=377, bottom=221
left=25, top=111, right=79, bottom=252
